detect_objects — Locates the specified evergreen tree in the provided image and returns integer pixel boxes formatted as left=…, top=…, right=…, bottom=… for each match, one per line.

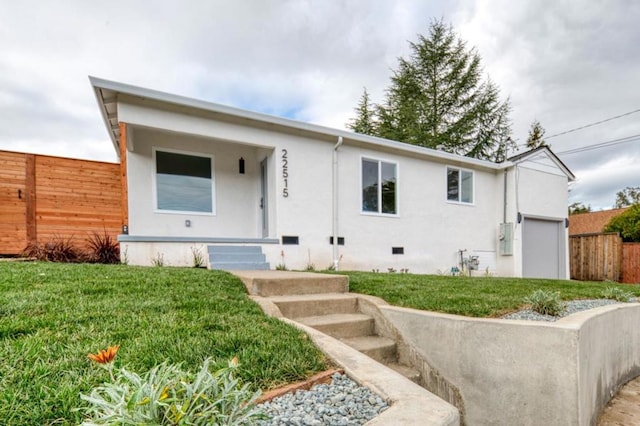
left=348, top=88, right=376, bottom=135
left=526, top=119, right=547, bottom=149
left=347, top=20, right=514, bottom=162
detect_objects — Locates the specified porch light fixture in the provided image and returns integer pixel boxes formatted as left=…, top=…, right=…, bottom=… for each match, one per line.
left=239, top=157, right=245, bottom=174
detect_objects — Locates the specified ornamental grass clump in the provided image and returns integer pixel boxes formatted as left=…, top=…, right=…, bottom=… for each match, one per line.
left=524, top=289, right=564, bottom=316
left=86, top=232, right=120, bottom=264
left=601, top=286, right=634, bottom=302
left=80, top=346, right=265, bottom=425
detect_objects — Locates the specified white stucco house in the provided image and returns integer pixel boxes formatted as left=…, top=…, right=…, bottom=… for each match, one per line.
left=90, top=77, right=574, bottom=279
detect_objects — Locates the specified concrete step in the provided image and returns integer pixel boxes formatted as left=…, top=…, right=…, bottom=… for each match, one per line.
left=386, top=362, right=421, bottom=384
left=208, top=246, right=270, bottom=271
left=340, top=336, right=397, bottom=364
left=297, top=313, right=375, bottom=339
left=208, top=245, right=263, bottom=254
left=268, top=293, right=358, bottom=318
left=210, top=261, right=270, bottom=271
left=209, top=252, right=267, bottom=263
left=233, top=271, right=349, bottom=296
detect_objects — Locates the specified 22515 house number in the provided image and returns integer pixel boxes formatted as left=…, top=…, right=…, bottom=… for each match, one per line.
left=281, top=149, right=289, bottom=197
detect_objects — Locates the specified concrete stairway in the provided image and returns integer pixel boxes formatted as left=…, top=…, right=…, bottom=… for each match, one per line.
left=208, top=245, right=269, bottom=270
left=234, top=271, right=420, bottom=383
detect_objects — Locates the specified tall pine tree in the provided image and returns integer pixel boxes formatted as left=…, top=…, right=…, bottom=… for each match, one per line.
left=348, top=21, right=514, bottom=162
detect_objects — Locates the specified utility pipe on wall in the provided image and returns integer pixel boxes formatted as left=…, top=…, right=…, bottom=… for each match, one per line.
left=332, top=136, right=343, bottom=270
left=503, top=169, right=508, bottom=223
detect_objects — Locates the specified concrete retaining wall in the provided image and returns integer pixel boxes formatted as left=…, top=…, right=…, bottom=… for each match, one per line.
left=380, top=303, right=640, bottom=425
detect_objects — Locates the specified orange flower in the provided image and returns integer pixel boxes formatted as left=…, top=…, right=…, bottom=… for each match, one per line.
left=88, top=345, right=120, bottom=364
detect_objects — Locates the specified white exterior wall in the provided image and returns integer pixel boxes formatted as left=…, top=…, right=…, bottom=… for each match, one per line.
left=511, top=157, right=570, bottom=279
left=334, top=145, right=502, bottom=274
left=126, top=128, right=266, bottom=239
left=116, top=96, right=569, bottom=276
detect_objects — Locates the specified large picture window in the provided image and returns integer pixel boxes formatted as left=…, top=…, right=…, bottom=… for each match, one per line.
left=362, top=158, right=397, bottom=215
left=155, top=150, right=214, bottom=213
left=447, top=167, right=473, bottom=204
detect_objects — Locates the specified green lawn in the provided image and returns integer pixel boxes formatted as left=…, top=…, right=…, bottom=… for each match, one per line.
left=0, top=262, right=327, bottom=425
left=345, top=271, right=640, bottom=317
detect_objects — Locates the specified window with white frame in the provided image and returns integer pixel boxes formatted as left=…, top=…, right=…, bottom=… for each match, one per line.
left=362, top=158, right=397, bottom=214
left=155, top=149, right=214, bottom=213
left=447, top=167, right=473, bottom=204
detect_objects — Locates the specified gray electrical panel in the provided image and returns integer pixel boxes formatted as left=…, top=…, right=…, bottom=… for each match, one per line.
left=499, top=223, right=513, bottom=256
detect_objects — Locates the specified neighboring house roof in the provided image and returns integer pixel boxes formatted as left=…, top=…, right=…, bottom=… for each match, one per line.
left=89, top=76, right=574, bottom=180
left=568, top=207, right=629, bottom=235
left=508, top=145, right=576, bottom=181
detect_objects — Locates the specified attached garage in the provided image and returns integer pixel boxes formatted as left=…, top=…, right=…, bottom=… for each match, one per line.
left=522, top=217, right=566, bottom=279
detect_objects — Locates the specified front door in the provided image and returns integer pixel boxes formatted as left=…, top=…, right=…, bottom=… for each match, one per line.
left=260, top=158, right=268, bottom=238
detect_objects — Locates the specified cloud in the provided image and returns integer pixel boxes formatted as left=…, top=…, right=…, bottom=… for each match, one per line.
left=0, top=1, right=638, bottom=208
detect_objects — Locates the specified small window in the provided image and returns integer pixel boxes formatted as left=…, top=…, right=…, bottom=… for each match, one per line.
left=155, top=150, right=214, bottom=213
left=447, top=167, right=473, bottom=204
left=362, top=158, right=397, bottom=214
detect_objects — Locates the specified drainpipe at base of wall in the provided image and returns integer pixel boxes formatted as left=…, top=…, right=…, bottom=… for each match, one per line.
left=332, top=136, right=343, bottom=271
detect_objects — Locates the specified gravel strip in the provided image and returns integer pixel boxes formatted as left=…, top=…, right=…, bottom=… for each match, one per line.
left=257, top=373, right=388, bottom=426
left=502, top=298, right=639, bottom=322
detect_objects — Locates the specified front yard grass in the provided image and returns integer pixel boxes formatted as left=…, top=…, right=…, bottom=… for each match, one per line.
left=345, top=272, right=640, bottom=317
left=0, top=262, right=327, bottom=425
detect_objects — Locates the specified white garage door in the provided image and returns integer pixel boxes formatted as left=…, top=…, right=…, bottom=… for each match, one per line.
left=522, top=218, right=565, bottom=279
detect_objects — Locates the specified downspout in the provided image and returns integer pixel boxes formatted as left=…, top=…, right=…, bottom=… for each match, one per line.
left=332, top=136, right=343, bottom=270
left=503, top=169, right=508, bottom=223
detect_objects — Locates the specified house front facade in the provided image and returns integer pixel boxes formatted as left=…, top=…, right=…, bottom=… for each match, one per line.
left=91, top=77, right=574, bottom=278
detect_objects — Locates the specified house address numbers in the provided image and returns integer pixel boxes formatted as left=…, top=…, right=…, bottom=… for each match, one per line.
left=281, top=149, right=289, bottom=197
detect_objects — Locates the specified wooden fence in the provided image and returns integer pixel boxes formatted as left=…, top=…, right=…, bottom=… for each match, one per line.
left=570, top=233, right=640, bottom=283
left=570, top=233, right=622, bottom=282
left=621, top=243, right=640, bottom=284
left=0, top=151, right=121, bottom=255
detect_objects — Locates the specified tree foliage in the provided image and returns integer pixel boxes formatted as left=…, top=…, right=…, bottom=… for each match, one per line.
left=568, top=202, right=591, bottom=215
left=526, top=119, right=548, bottom=149
left=614, top=186, right=640, bottom=208
left=347, top=20, right=514, bottom=162
left=604, top=203, right=640, bottom=242
left=348, top=88, right=376, bottom=135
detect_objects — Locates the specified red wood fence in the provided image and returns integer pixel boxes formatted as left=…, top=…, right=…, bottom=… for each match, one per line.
left=621, top=243, right=640, bottom=284
left=0, top=150, right=121, bottom=255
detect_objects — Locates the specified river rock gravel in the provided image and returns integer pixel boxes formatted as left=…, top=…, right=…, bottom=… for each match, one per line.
left=257, top=373, right=388, bottom=426
left=501, top=298, right=639, bottom=322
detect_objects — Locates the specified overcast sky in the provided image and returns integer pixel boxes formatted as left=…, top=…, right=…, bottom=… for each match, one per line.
left=1, top=0, right=639, bottom=210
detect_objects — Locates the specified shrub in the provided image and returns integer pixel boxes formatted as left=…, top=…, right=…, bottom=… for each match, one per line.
left=601, top=286, right=633, bottom=302
left=604, top=204, right=640, bottom=242
left=86, top=232, right=120, bottom=264
left=524, top=289, right=564, bottom=316
left=79, top=358, right=265, bottom=425
left=22, top=236, right=84, bottom=262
